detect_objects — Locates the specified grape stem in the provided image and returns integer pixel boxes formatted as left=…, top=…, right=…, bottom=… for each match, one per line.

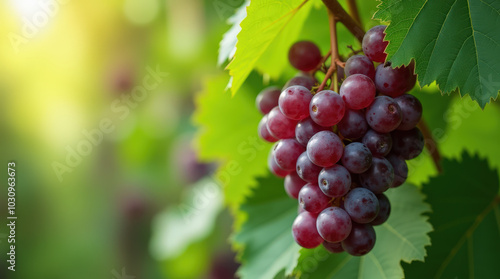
left=417, top=120, right=443, bottom=173
left=328, top=9, right=340, bottom=92
left=321, top=0, right=365, bottom=42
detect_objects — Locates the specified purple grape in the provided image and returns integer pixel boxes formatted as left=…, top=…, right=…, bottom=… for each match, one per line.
left=341, top=223, right=376, bottom=256
left=341, top=142, right=372, bottom=174
left=279, top=85, right=313, bottom=120
left=309, top=90, right=345, bottom=127
left=258, top=115, right=278, bottom=143
left=395, top=94, right=422, bottom=130
left=370, top=194, right=391, bottom=226
left=268, top=150, right=291, bottom=178
left=345, top=55, right=376, bottom=81
left=273, top=139, right=305, bottom=171
left=296, top=152, right=322, bottom=183
left=266, top=107, right=298, bottom=139
left=365, top=96, right=402, bottom=133
left=344, top=188, right=380, bottom=223
left=295, top=117, right=330, bottom=146
left=298, top=183, right=331, bottom=214
left=385, top=153, right=408, bottom=187
left=292, top=211, right=324, bottom=249
left=362, top=25, right=388, bottom=63
left=318, top=165, right=351, bottom=198
left=256, top=86, right=281, bottom=115
left=316, top=207, right=352, bottom=243
left=375, top=63, right=416, bottom=98
left=289, top=41, right=322, bottom=72
left=391, top=128, right=424, bottom=160
left=307, top=131, right=344, bottom=167
left=284, top=172, right=306, bottom=199
left=359, top=156, right=394, bottom=194
left=340, top=74, right=376, bottom=110
left=362, top=129, right=393, bottom=156
left=284, top=74, right=316, bottom=90
left=338, top=109, right=368, bottom=140
left=323, top=241, right=344, bottom=253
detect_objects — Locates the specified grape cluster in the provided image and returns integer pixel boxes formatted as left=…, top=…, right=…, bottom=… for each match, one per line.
left=256, top=26, right=424, bottom=256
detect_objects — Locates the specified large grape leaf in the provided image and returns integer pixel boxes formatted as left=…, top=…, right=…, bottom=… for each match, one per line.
left=193, top=74, right=271, bottom=210
left=233, top=174, right=301, bottom=279
left=374, top=0, right=500, bottom=108
left=294, top=184, right=432, bottom=279
left=227, top=0, right=314, bottom=95
left=403, top=153, right=500, bottom=278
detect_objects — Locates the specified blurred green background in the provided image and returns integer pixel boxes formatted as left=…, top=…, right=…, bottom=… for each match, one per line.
left=1, top=1, right=500, bottom=279
left=0, top=0, right=243, bottom=278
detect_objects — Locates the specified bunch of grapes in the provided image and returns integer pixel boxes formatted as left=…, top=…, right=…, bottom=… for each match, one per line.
left=256, top=25, right=424, bottom=256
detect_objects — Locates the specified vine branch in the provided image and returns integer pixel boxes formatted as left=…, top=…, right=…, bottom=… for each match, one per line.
left=417, top=120, right=443, bottom=173
left=347, top=0, right=362, bottom=26
left=321, top=0, right=365, bottom=42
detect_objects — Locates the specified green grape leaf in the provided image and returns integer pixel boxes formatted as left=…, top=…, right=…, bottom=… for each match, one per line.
left=294, top=184, right=432, bottom=279
left=403, top=153, right=500, bottom=278
left=374, top=0, right=500, bottom=108
left=193, top=74, right=271, bottom=210
left=218, top=1, right=250, bottom=66
left=234, top=174, right=301, bottom=279
left=227, top=0, right=314, bottom=95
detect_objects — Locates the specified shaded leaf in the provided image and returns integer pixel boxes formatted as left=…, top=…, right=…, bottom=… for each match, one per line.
left=403, top=153, right=500, bottom=278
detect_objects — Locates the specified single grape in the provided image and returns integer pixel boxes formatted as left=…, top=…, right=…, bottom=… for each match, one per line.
left=258, top=115, right=278, bottom=143
left=385, top=153, right=408, bottom=187
left=365, top=96, right=402, bottom=133
left=307, top=131, right=344, bottom=167
left=284, top=172, right=306, bottom=199
left=391, top=128, right=424, bottom=160
left=256, top=86, right=281, bottom=115
left=323, top=241, right=344, bottom=253
left=296, top=152, right=323, bottom=183
left=370, top=194, right=391, bottom=226
left=284, top=74, right=316, bottom=90
left=374, top=63, right=416, bottom=98
left=268, top=149, right=291, bottom=178
left=340, top=74, right=376, bottom=110
left=345, top=55, right=376, bottom=81
left=395, top=94, right=422, bottom=131
left=298, top=183, right=331, bottom=214
left=279, top=85, right=313, bottom=120
left=344, top=188, right=380, bottom=224
left=341, top=142, right=373, bottom=174
left=310, top=90, right=345, bottom=127
left=318, top=165, right=351, bottom=197
left=362, top=129, right=392, bottom=156
left=292, top=211, right=324, bottom=249
left=295, top=117, right=330, bottom=146
left=341, top=223, right=376, bottom=256
left=316, top=207, right=352, bottom=243
left=267, top=107, right=298, bottom=139
left=273, top=139, right=305, bottom=171
left=362, top=25, right=388, bottom=63
left=289, top=41, right=322, bottom=72
left=338, top=109, right=368, bottom=140
left=359, top=156, right=394, bottom=194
